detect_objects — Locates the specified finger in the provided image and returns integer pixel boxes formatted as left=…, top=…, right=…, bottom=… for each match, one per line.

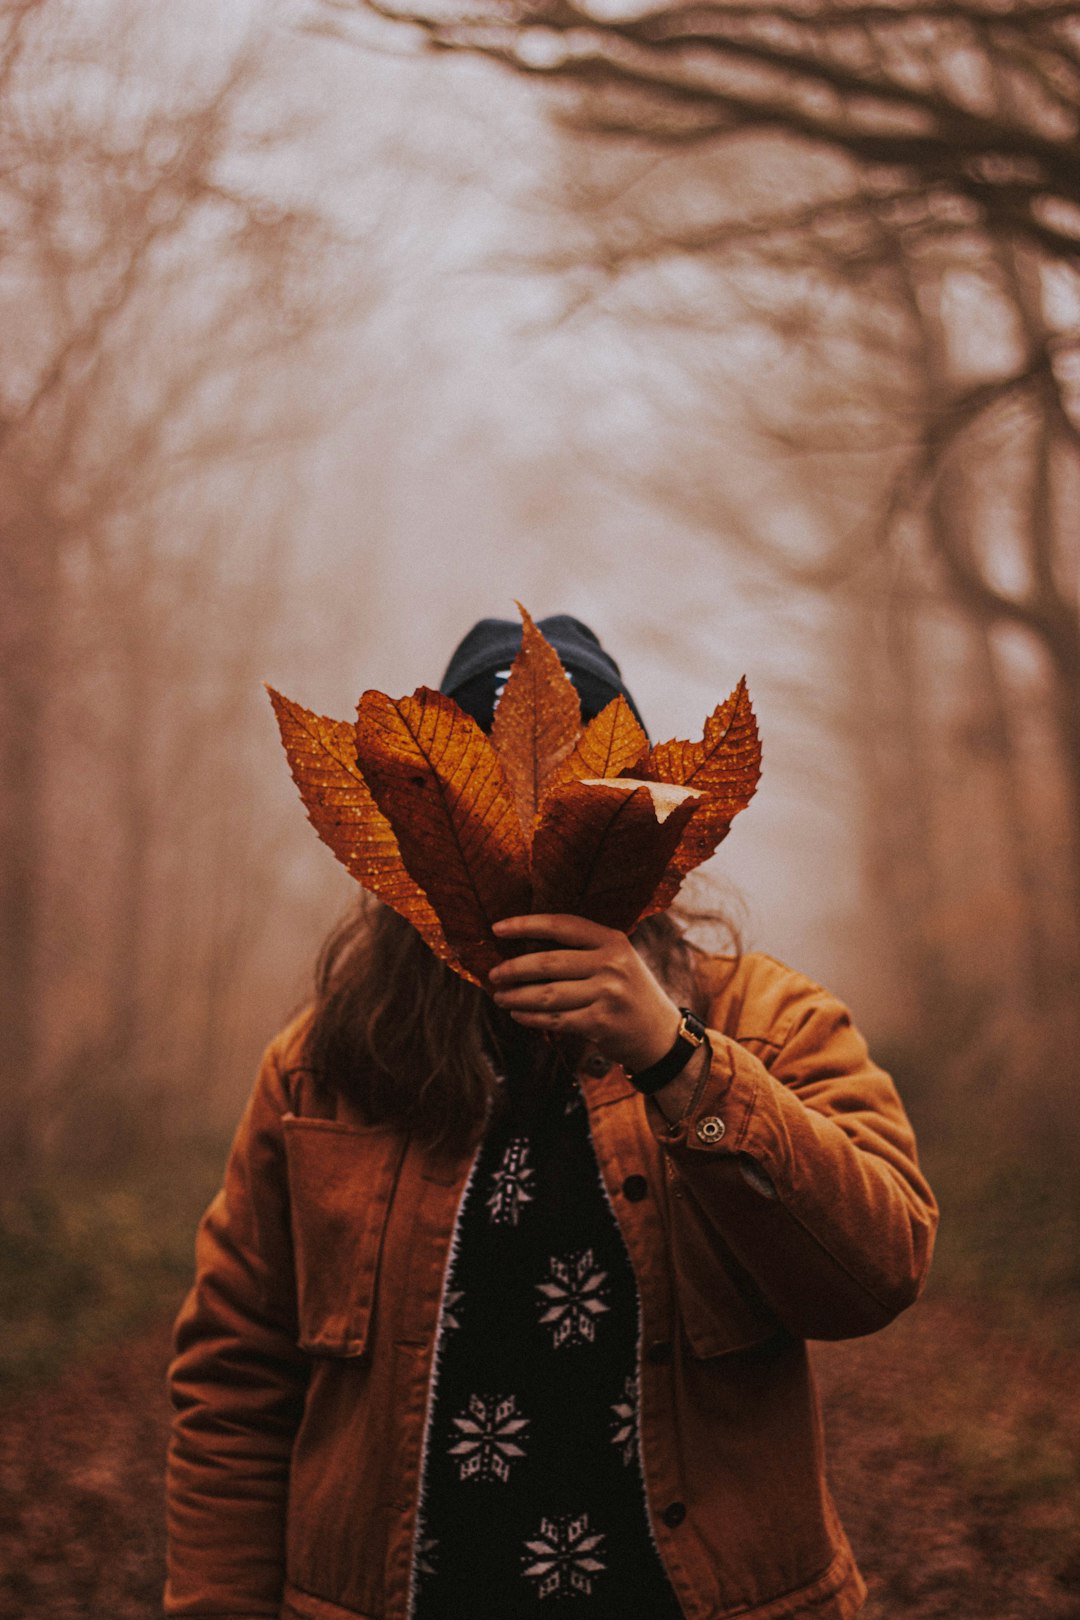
left=492, top=978, right=600, bottom=1012
left=508, top=1007, right=590, bottom=1033
left=492, top=914, right=616, bottom=949
left=489, top=948, right=601, bottom=987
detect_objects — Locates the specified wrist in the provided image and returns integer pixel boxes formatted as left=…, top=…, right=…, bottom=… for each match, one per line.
left=619, top=1004, right=682, bottom=1074
left=652, top=1039, right=711, bottom=1127
left=626, top=1007, right=707, bottom=1095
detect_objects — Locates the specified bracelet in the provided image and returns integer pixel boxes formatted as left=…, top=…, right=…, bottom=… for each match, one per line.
left=651, top=1030, right=712, bottom=1131
left=671, top=1037, right=712, bottom=1127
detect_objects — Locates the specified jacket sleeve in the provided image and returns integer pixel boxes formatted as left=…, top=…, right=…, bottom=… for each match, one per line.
left=649, top=960, right=938, bottom=1341
left=165, top=1037, right=309, bottom=1619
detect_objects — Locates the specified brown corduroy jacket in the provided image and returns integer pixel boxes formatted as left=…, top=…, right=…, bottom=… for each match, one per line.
left=166, top=951, right=938, bottom=1620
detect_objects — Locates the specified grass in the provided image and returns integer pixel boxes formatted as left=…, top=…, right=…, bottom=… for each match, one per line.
left=3, top=1116, right=1079, bottom=1616
left=0, top=1140, right=227, bottom=1397
left=916, top=1137, right=1080, bottom=1348
left=904, top=1317, right=1078, bottom=1505
left=3, top=1100, right=1078, bottom=1398
left=879, top=1037, right=1080, bottom=1347
left=815, top=1292, right=1080, bottom=1618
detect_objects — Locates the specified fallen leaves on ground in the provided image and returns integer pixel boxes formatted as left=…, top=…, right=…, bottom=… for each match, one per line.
left=2, top=1292, right=1077, bottom=1619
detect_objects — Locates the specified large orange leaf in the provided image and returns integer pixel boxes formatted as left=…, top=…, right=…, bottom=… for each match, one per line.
left=638, top=800, right=737, bottom=919
left=266, top=686, right=456, bottom=969
left=490, top=603, right=581, bottom=833
left=531, top=777, right=703, bottom=934
left=641, top=676, right=760, bottom=807
left=354, top=685, right=532, bottom=982
left=270, top=615, right=761, bottom=988
left=638, top=677, right=762, bottom=916
left=547, top=694, right=648, bottom=797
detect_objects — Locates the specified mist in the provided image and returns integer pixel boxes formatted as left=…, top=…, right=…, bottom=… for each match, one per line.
left=3, top=3, right=1078, bottom=1615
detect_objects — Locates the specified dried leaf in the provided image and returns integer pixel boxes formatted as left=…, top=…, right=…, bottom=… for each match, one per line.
left=641, top=676, right=760, bottom=811
left=548, top=695, right=647, bottom=797
left=638, top=677, right=762, bottom=916
left=266, top=685, right=455, bottom=969
left=271, top=615, right=761, bottom=986
left=490, top=603, right=581, bottom=832
left=355, top=685, right=532, bottom=982
left=531, top=776, right=703, bottom=934
left=638, top=801, right=736, bottom=919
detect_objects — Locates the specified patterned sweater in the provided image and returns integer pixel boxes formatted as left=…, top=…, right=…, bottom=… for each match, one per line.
left=411, top=1050, right=685, bottom=1618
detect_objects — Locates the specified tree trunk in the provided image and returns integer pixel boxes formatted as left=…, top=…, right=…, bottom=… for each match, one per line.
left=0, top=508, right=61, bottom=1176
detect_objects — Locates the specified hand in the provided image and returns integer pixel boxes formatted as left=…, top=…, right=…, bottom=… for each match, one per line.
left=488, top=914, right=682, bottom=1074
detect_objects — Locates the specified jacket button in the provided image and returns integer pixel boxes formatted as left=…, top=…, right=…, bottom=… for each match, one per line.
left=621, top=1174, right=648, bottom=1202
left=647, top=1339, right=673, bottom=1364
left=696, top=1115, right=725, bottom=1144
left=662, top=1501, right=687, bottom=1528
left=581, top=1053, right=611, bottom=1078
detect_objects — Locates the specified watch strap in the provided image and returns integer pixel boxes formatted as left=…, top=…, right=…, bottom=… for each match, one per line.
left=628, top=1008, right=707, bottom=1095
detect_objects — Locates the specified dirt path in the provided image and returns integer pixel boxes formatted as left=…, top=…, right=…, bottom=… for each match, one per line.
left=0, top=1320, right=175, bottom=1620
left=1, top=1295, right=1077, bottom=1618
left=814, top=1299, right=1080, bottom=1619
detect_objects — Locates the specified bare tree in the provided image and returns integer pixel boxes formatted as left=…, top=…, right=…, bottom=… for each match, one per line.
left=0, top=1, right=336, bottom=1172
left=324, top=0, right=1080, bottom=1068
left=327, top=0, right=1080, bottom=268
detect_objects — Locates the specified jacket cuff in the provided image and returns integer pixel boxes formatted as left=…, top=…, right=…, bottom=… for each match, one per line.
left=648, top=1031, right=767, bottom=1165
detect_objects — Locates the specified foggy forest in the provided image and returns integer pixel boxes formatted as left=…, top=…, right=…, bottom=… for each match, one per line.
left=2, top=0, right=1079, bottom=1615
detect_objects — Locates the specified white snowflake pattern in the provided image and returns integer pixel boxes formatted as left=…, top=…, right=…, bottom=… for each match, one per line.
left=442, top=1287, right=464, bottom=1332
left=522, top=1513, right=607, bottom=1599
left=411, top=1506, right=439, bottom=1596
left=563, top=1085, right=583, bottom=1116
left=448, top=1393, right=530, bottom=1482
left=486, top=1137, right=535, bottom=1226
left=609, top=1374, right=638, bottom=1466
left=415, top=1532, right=439, bottom=1578
left=535, top=1250, right=610, bottom=1348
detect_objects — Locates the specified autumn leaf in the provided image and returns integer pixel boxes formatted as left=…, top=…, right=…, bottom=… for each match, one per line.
left=266, top=685, right=455, bottom=969
left=638, top=802, right=735, bottom=919
left=354, top=685, right=532, bottom=982
left=531, top=777, right=703, bottom=934
left=641, top=676, right=760, bottom=808
left=638, top=677, right=762, bottom=916
left=547, top=694, right=648, bottom=797
left=270, top=612, right=760, bottom=987
left=490, top=603, right=580, bottom=833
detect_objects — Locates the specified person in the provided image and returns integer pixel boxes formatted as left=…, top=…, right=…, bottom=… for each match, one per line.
left=165, top=614, right=938, bottom=1620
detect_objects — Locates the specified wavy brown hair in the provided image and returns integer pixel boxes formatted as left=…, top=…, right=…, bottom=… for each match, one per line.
left=305, top=894, right=739, bottom=1153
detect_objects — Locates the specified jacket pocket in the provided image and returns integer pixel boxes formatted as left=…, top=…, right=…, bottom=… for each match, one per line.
left=669, top=1174, right=783, bottom=1358
left=282, top=1579, right=376, bottom=1618
left=282, top=1115, right=407, bottom=1358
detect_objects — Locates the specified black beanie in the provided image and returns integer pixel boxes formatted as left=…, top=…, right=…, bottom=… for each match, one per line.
left=439, top=614, right=648, bottom=737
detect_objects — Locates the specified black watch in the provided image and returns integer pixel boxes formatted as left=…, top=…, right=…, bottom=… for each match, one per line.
left=628, top=1008, right=707, bottom=1095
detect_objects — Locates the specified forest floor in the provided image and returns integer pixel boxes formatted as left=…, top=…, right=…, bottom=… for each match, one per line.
left=1, top=1291, right=1078, bottom=1620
